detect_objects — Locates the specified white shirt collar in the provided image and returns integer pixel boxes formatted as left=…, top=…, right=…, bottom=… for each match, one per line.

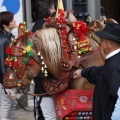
left=106, top=48, right=120, bottom=59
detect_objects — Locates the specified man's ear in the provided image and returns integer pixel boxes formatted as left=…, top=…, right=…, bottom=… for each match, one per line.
left=108, top=40, right=113, bottom=49
left=3, top=24, right=7, bottom=28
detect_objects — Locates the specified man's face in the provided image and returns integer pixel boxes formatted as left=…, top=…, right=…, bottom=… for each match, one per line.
left=99, top=38, right=112, bottom=55
left=8, top=18, right=17, bottom=30
left=49, top=5, right=56, bottom=15
left=3, top=17, right=17, bottom=32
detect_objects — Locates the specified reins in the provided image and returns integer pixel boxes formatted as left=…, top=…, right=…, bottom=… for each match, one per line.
left=77, top=47, right=105, bottom=68
left=16, top=97, right=42, bottom=112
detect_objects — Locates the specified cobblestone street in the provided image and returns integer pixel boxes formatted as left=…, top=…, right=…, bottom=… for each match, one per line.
left=0, top=99, right=34, bottom=120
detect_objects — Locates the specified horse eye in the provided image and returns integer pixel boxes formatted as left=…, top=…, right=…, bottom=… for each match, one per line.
left=99, top=43, right=101, bottom=46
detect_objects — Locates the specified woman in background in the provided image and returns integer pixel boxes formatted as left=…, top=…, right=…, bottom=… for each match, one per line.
left=32, top=0, right=57, bottom=120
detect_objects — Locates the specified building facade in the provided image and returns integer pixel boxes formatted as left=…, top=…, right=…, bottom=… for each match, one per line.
left=25, top=0, right=120, bottom=30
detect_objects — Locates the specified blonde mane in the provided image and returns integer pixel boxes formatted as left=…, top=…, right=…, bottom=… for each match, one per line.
left=37, top=28, right=61, bottom=69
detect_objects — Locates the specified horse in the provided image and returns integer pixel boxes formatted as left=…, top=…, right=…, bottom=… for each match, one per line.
left=3, top=19, right=105, bottom=94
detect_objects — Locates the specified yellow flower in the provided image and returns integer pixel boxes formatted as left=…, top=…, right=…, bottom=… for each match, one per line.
left=26, top=46, right=32, bottom=53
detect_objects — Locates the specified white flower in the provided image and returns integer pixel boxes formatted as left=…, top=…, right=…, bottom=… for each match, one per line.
left=80, top=96, right=88, bottom=103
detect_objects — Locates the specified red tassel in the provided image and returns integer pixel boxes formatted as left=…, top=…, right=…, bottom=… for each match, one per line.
left=27, top=31, right=32, bottom=35
left=21, top=82, right=25, bottom=86
left=19, top=23, right=22, bottom=27
left=6, top=46, right=11, bottom=55
left=20, top=34, right=25, bottom=38
left=13, top=60, right=19, bottom=68
left=4, top=58, right=9, bottom=66
left=29, top=58, right=34, bottom=65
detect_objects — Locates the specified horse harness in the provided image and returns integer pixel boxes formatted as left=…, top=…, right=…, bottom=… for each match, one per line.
left=2, top=21, right=106, bottom=112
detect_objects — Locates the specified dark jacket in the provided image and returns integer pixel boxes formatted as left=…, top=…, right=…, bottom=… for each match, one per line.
left=32, top=18, right=46, bottom=33
left=0, top=29, right=14, bottom=83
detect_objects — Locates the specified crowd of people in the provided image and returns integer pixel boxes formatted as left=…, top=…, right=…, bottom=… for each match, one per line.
left=0, top=0, right=120, bottom=120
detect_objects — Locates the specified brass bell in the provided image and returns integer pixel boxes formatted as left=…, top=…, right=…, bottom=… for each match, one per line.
left=44, top=64, right=47, bottom=69
left=41, top=61, right=45, bottom=65
left=41, top=67, right=44, bottom=73
left=44, top=70, right=48, bottom=74
left=44, top=73, right=48, bottom=77
left=44, top=70, right=48, bottom=77
left=37, top=52, right=41, bottom=56
left=41, top=56, right=43, bottom=60
left=30, top=79, right=35, bottom=85
left=74, top=46, right=77, bottom=50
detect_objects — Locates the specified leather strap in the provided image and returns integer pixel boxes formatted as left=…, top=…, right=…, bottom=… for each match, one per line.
left=77, top=47, right=105, bottom=68
left=16, top=97, right=42, bottom=112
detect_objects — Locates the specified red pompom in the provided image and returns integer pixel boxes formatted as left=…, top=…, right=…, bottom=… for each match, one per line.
left=46, top=17, right=51, bottom=23
left=29, top=58, right=34, bottom=65
left=6, top=46, right=11, bottom=55
left=20, top=34, right=25, bottom=38
left=4, top=58, right=9, bottom=66
left=13, top=60, right=19, bottom=68
left=27, top=31, right=32, bottom=35
left=19, top=23, right=22, bottom=27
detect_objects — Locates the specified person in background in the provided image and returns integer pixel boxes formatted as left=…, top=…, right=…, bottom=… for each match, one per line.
left=0, top=11, right=18, bottom=120
left=32, top=0, right=57, bottom=120
left=73, top=22, right=120, bottom=120
left=32, top=0, right=56, bottom=32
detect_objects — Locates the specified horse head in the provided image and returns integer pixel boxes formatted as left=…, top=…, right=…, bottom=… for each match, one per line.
left=4, top=22, right=41, bottom=90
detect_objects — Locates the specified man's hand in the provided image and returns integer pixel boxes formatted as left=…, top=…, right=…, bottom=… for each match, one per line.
left=73, top=69, right=82, bottom=79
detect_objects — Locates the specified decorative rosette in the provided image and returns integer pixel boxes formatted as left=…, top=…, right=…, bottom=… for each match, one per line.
left=73, top=21, right=93, bottom=55
left=23, top=41, right=34, bottom=66
left=77, top=39, right=92, bottom=55
left=73, top=21, right=88, bottom=38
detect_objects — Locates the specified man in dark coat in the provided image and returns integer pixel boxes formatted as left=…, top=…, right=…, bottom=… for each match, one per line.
left=73, top=22, right=120, bottom=120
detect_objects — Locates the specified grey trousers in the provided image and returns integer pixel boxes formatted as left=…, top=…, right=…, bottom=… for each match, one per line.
left=34, top=96, right=58, bottom=120
left=1, top=86, right=17, bottom=120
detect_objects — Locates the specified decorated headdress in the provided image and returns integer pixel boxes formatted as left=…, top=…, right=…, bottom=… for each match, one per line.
left=73, top=21, right=93, bottom=54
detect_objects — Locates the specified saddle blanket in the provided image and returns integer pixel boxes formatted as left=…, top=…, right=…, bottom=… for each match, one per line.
left=54, top=90, right=94, bottom=119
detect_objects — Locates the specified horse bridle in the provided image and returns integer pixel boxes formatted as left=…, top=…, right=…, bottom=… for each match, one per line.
left=4, top=33, right=48, bottom=95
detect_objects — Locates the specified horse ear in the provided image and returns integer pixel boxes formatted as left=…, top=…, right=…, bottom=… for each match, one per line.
left=67, top=12, right=77, bottom=22
left=18, top=26, right=24, bottom=36
left=18, top=22, right=27, bottom=36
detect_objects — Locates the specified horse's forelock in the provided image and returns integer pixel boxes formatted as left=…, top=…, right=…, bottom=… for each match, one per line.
left=37, top=28, right=61, bottom=69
